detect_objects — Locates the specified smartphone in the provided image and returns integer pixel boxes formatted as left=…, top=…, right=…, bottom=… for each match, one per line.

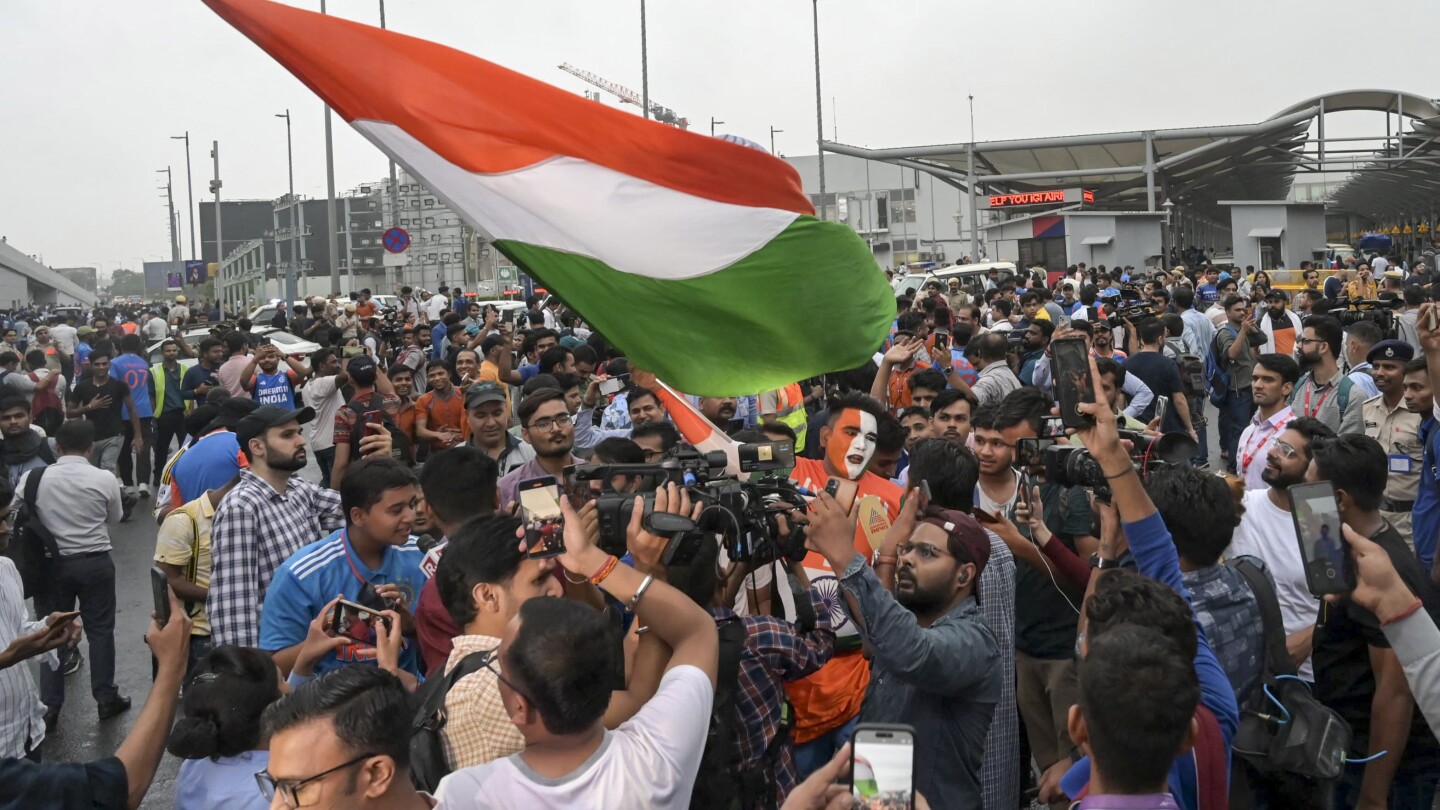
left=519, top=476, right=565, bottom=558
left=360, top=410, right=384, bottom=433
left=598, top=376, right=626, bottom=396
left=331, top=598, right=393, bottom=646
left=738, top=441, right=795, bottom=474
left=151, top=566, right=172, bottom=626
left=851, top=723, right=916, bottom=808
left=1288, top=481, right=1355, bottom=596
left=1014, top=438, right=1056, bottom=473
left=933, top=330, right=950, bottom=352
left=342, top=345, right=365, bottom=358
left=1154, top=395, right=1170, bottom=429
left=1051, top=337, right=1095, bottom=429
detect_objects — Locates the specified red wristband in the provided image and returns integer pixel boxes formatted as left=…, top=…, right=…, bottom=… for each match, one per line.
left=1381, top=598, right=1425, bottom=627
left=589, top=555, right=619, bottom=586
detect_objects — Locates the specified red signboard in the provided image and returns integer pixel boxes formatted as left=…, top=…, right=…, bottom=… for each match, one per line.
left=983, top=188, right=1095, bottom=209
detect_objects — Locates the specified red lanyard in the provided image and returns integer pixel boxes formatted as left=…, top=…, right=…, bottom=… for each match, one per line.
left=340, top=530, right=374, bottom=588
left=1302, top=383, right=1332, bottom=418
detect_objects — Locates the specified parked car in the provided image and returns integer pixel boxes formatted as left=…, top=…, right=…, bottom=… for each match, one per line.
left=892, top=261, right=1018, bottom=299
left=146, top=326, right=321, bottom=372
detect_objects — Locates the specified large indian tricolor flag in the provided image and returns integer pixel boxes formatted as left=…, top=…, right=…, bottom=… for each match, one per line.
left=204, top=0, right=892, bottom=395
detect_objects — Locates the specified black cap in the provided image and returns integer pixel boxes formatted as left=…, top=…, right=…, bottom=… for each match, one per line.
left=235, top=405, right=316, bottom=448
left=208, top=397, right=260, bottom=430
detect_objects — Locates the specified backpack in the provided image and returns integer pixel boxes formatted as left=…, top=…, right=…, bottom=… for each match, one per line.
left=408, top=650, right=491, bottom=793
left=1228, top=558, right=1352, bottom=782
left=1167, top=337, right=1207, bottom=399
left=1288, top=373, right=1354, bottom=419
left=690, top=618, right=787, bottom=810
left=1204, top=325, right=1239, bottom=407
left=6, top=467, right=59, bottom=598
left=343, top=391, right=412, bottom=466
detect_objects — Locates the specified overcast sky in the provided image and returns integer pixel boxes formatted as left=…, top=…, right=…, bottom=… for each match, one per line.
left=3, top=0, right=1431, bottom=277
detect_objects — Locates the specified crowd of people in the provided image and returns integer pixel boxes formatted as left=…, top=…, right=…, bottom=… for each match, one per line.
left=1, top=248, right=1440, bottom=810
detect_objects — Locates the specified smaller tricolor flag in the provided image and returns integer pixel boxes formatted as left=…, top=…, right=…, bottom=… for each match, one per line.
left=204, top=0, right=893, bottom=395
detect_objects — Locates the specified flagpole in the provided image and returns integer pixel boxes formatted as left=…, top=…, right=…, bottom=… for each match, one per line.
left=812, top=0, right=826, bottom=221
left=380, top=0, right=401, bottom=289
left=640, top=0, right=649, bottom=120
left=321, top=0, right=341, bottom=296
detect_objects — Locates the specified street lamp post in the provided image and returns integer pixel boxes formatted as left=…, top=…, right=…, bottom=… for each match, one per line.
left=811, top=0, right=826, bottom=220
left=170, top=133, right=197, bottom=261
left=711, top=117, right=724, bottom=137
left=320, top=0, right=341, bottom=295
left=770, top=126, right=784, bottom=156
left=276, top=110, right=299, bottom=306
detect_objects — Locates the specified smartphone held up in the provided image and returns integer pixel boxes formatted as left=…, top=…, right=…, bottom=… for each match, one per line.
left=519, top=476, right=565, bottom=558
left=1288, top=481, right=1355, bottom=596
left=851, top=724, right=916, bottom=809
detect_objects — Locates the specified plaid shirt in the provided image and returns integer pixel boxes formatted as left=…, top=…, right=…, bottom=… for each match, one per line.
left=207, top=470, right=344, bottom=647
left=979, top=531, right=1019, bottom=810
left=709, top=584, right=835, bottom=808
left=441, top=634, right=525, bottom=769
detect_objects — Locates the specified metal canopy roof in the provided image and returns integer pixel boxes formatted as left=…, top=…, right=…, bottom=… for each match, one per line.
left=822, top=89, right=1440, bottom=225
left=1325, top=92, right=1440, bottom=220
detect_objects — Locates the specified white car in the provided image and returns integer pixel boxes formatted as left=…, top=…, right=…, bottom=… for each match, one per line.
left=146, top=327, right=322, bottom=371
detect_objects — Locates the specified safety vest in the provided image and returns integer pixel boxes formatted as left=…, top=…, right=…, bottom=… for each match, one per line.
left=774, top=383, right=809, bottom=453
left=152, top=362, right=191, bottom=415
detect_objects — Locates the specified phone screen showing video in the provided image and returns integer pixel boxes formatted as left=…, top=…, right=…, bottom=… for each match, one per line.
left=332, top=600, right=388, bottom=646
left=519, top=477, right=565, bottom=558
left=1289, top=481, right=1354, bottom=596
left=852, top=727, right=915, bottom=808
left=1052, top=338, right=1095, bottom=429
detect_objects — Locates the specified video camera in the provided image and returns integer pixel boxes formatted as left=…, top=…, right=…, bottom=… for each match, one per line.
left=1041, top=429, right=1197, bottom=500
left=568, top=442, right=812, bottom=568
left=1330, top=297, right=1402, bottom=337
left=1093, top=284, right=1160, bottom=328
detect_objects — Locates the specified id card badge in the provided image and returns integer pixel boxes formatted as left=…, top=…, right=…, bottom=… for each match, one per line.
left=1389, top=454, right=1415, bottom=474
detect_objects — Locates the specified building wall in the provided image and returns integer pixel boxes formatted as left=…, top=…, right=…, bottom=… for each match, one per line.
left=785, top=154, right=978, bottom=269
left=1284, top=207, right=1328, bottom=266
left=1226, top=204, right=1328, bottom=271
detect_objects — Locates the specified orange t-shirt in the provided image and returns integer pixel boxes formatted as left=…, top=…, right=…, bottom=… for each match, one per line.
left=355, top=300, right=377, bottom=318
left=785, top=457, right=903, bottom=742
left=395, top=403, right=418, bottom=461
left=415, top=389, right=465, bottom=449
left=886, top=367, right=914, bottom=413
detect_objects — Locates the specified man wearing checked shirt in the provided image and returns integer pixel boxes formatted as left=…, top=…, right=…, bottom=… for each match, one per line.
left=207, top=405, right=392, bottom=647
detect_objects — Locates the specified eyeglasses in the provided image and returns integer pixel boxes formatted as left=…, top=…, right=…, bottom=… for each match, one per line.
left=474, top=648, right=531, bottom=704
left=527, top=413, right=573, bottom=432
left=0, top=509, right=15, bottom=528
left=1272, top=440, right=1300, bottom=459
left=896, top=541, right=950, bottom=561
left=1298, top=337, right=1326, bottom=346
left=255, top=752, right=378, bottom=808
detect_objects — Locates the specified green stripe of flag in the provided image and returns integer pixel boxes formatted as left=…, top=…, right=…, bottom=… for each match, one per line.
left=495, top=216, right=891, bottom=396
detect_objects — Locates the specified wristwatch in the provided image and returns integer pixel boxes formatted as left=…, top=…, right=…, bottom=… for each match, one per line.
left=1089, top=553, right=1120, bottom=570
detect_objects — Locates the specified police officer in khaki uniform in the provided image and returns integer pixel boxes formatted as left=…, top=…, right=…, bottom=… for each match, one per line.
left=1362, top=339, right=1423, bottom=548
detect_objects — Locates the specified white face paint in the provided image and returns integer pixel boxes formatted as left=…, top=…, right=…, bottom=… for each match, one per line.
left=827, top=409, right=879, bottom=480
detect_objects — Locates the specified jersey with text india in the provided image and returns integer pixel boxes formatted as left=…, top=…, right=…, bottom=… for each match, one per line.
left=786, top=457, right=902, bottom=743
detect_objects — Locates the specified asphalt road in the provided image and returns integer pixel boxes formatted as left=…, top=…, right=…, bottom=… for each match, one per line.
left=31, top=458, right=329, bottom=809
left=32, top=400, right=1229, bottom=809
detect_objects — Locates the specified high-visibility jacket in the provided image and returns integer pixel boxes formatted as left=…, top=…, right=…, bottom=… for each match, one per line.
left=773, top=383, right=809, bottom=453
left=153, top=362, right=191, bottom=415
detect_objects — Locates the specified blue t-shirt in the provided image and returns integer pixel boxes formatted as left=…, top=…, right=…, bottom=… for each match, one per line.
left=431, top=323, right=448, bottom=360
left=1196, top=283, right=1219, bottom=307
left=260, top=529, right=426, bottom=677
left=253, top=370, right=297, bottom=408
left=110, top=353, right=154, bottom=419
left=74, top=342, right=92, bottom=375
left=1416, top=417, right=1440, bottom=571
left=170, top=431, right=245, bottom=505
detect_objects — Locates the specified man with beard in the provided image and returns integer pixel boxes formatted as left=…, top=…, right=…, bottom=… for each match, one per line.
left=1258, top=289, right=1303, bottom=357
left=1018, top=319, right=1052, bottom=386
left=207, top=405, right=370, bottom=648
left=1215, top=296, right=1268, bottom=472
left=462, top=382, right=534, bottom=477
left=1362, top=341, right=1423, bottom=549
left=1228, top=417, right=1334, bottom=700
left=496, top=388, right=586, bottom=510
left=1235, top=354, right=1299, bottom=490
left=929, top=389, right=976, bottom=446
left=1291, top=315, right=1364, bottom=436
left=0, top=395, right=55, bottom=489
left=784, top=393, right=902, bottom=778
left=699, top=394, right=739, bottom=433
left=806, top=478, right=999, bottom=810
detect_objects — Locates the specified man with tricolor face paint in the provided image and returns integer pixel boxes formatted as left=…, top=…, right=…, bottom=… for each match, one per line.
left=785, top=392, right=903, bottom=779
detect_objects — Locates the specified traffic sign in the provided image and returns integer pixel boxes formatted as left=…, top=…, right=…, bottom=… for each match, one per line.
left=382, top=227, right=411, bottom=253
left=497, top=265, right=517, bottom=283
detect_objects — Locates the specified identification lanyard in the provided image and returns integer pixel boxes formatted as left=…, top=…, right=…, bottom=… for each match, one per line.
left=340, top=530, right=380, bottom=589
left=1302, top=382, right=1332, bottom=418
